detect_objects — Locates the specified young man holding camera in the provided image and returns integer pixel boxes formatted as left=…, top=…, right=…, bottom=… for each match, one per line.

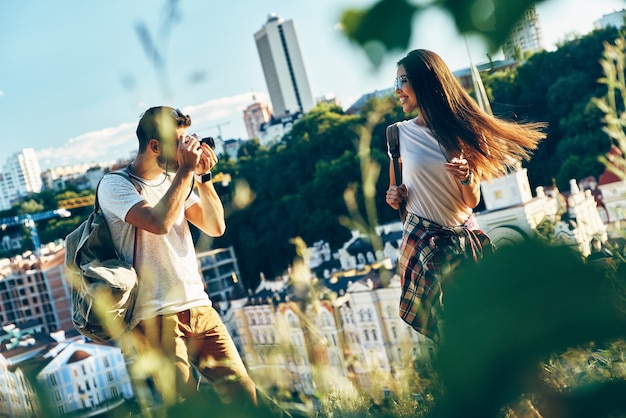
left=97, top=106, right=256, bottom=410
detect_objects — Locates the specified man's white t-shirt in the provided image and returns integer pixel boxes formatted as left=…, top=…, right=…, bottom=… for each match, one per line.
left=396, top=120, right=472, bottom=226
left=98, top=171, right=211, bottom=328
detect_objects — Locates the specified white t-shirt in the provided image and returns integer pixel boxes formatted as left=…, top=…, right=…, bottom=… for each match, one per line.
left=98, top=171, right=211, bottom=328
left=395, top=120, right=472, bottom=226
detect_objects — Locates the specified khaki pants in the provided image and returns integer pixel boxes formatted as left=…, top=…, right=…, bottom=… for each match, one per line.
left=128, top=305, right=256, bottom=409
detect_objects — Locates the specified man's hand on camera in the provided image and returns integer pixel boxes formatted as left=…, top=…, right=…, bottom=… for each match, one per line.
left=178, top=133, right=203, bottom=172
left=195, top=141, right=218, bottom=176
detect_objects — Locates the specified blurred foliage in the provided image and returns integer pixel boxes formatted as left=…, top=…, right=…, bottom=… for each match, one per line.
left=595, top=36, right=626, bottom=181
left=430, top=240, right=626, bottom=417
left=484, top=26, right=621, bottom=190
left=340, top=0, right=543, bottom=67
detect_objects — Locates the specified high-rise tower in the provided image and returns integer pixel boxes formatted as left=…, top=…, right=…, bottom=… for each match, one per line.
left=0, top=148, right=43, bottom=211
left=254, top=13, right=315, bottom=118
left=499, top=5, right=544, bottom=60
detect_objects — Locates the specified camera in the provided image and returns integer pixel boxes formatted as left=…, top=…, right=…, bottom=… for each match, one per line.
left=201, top=136, right=216, bottom=150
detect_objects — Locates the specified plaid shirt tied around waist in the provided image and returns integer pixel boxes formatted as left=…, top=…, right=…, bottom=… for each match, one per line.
left=398, top=213, right=492, bottom=341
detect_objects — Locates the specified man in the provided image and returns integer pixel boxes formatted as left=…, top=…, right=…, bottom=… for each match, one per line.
left=98, top=106, right=256, bottom=410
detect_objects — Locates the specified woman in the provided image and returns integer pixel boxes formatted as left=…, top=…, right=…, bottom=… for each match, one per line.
left=385, top=49, right=546, bottom=342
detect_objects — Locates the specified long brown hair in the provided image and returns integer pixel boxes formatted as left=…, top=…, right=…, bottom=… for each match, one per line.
left=398, top=49, right=547, bottom=182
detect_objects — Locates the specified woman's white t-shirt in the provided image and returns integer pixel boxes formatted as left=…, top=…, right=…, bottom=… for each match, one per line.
left=396, top=120, right=472, bottom=226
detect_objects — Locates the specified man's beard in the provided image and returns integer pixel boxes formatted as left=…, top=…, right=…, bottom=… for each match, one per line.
left=157, top=153, right=178, bottom=173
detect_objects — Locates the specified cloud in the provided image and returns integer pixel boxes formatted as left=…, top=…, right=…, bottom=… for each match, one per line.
left=183, top=92, right=268, bottom=130
left=36, top=92, right=269, bottom=170
left=0, top=90, right=4, bottom=97
left=37, top=122, right=136, bottom=170
left=182, top=92, right=268, bottom=139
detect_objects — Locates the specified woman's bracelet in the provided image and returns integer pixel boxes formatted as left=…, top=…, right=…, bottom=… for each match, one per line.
left=459, top=170, right=473, bottom=186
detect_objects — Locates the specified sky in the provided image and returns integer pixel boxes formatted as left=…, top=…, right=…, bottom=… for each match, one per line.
left=1, top=0, right=626, bottom=171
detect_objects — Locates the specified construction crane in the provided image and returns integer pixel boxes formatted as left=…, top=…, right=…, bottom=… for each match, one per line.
left=0, top=209, right=71, bottom=254
left=206, top=121, right=230, bottom=141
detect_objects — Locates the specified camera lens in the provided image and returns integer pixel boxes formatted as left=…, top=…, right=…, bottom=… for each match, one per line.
left=201, top=137, right=216, bottom=150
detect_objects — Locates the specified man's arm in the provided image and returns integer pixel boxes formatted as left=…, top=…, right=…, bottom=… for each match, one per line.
left=185, top=181, right=226, bottom=237
left=125, top=170, right=195, bottom=235
left=125, top=132, right=204, bottom=235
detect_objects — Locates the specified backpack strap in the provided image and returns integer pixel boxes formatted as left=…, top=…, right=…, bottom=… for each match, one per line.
left=96, top=167, right=142, bottom=268
left=386, top=123, right=406, bottom=222
left=386, top=123, right=401, bottom=186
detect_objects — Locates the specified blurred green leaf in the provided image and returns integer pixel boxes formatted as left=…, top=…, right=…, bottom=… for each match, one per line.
left=340, top=0, right=546, bottom=65
left=341, top=0, right=418, bottom=66
left=430, top=240, right=626, bottom=417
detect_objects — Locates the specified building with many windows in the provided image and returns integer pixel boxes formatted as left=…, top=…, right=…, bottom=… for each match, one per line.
left=499, top=5, right=544, bottom=60
left=0, top=244, right=71, bottom=336
left=197, top=247, right=246, bottom=303
left=0, top=353, right=41, bottom=417
left=36, top=339, right=133, bottom=416
left=0, top=148, right=43, bottom=211
left=254, top=13, right=315, bottom=118
left=243, top=98, right=273, bottom=140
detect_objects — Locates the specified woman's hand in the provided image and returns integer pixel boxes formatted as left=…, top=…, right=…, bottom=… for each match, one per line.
left=446, top=157, right=481, bottom=208
left=386, top=184, right=407, bottom=210
left=445, top=157, right=472, bottom=183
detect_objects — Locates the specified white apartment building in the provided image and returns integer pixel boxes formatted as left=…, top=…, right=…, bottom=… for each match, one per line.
left=593, top=9, right=626, bottom=30
left=36, top=340, right=133, bottom=417
left=254, top=14, right=315, bottom=118
left=475, top=169, right=607, bottom=256
left=0, top=148, right=43, bottom=211
left=500, top=5, right=544, bottom=60
left=0, top=353, right=41, bottom=417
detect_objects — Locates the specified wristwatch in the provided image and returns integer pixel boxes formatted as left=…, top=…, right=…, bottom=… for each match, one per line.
left=194, top=172, right=212, bottom=184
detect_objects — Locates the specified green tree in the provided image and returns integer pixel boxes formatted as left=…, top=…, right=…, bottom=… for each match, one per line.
left=17, top=199, right=44, bottom=215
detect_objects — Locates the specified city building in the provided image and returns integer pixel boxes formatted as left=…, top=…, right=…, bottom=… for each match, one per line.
left=221, top=138, right=246, bottom=161
left=35, top=338, right=133, bottom=416
left=254, top=13, right=315, bottom=118
left=0, top=353, right=41, bottom=417
left=197, top=247, right=246, bottom=303
left=475, top=169, right=607, bottom=255
left=256, top=111, right=302, bottom=146
left=243, top=97, right=273, bottom=139
left=499, top=4, right=544, bottom=60
left=593, top=9, right=626, bottom=30
left=229, top=260, right=429, bottom=398
left=0, top=148, right=43, bottom=211
left=0, top=243, right=72, bottom=336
